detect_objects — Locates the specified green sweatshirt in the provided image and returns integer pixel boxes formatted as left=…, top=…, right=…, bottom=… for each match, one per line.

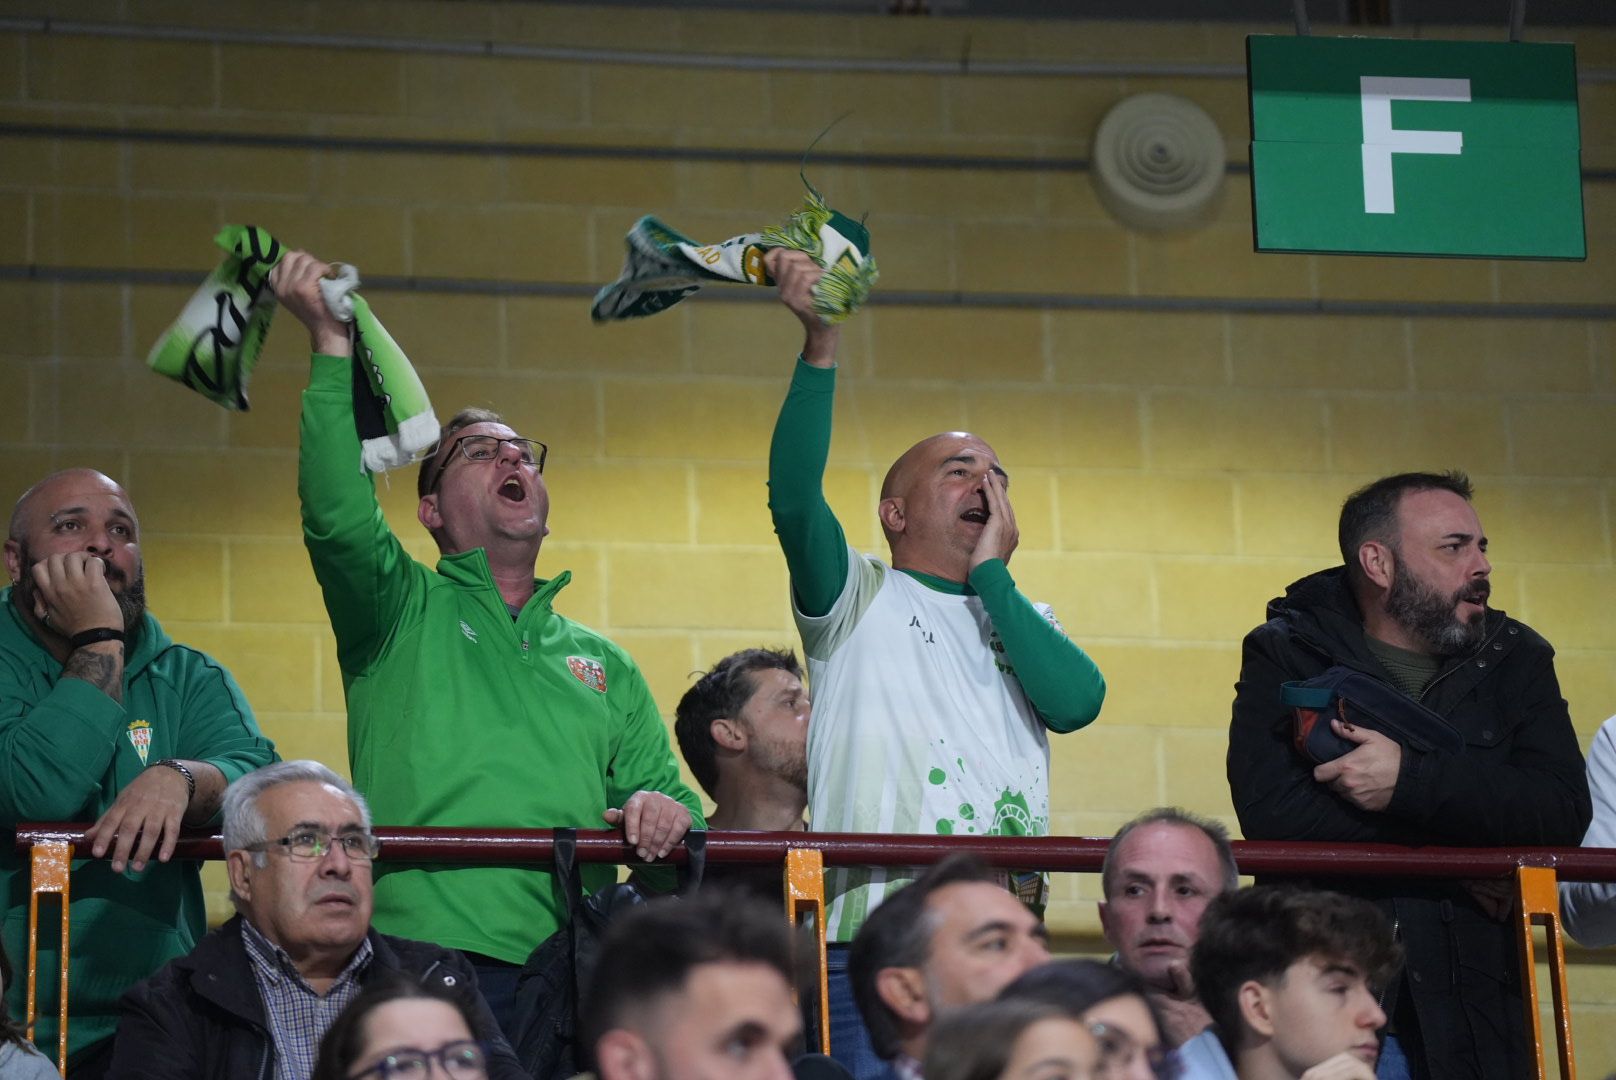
left=0, top=591, right=275, bottom=1056
left=298, top=354, right=703, bottom=963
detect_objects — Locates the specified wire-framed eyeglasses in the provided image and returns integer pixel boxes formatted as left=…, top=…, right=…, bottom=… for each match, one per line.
left=246, top=827, right=381, bottom=862
left=427, top=435, right=547, bottom=493
left=347, top=1039, right=488, bottom=1080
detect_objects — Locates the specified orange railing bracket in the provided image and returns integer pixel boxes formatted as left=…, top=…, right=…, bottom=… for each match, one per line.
left=26, top=838, right=72, bottom=1078
left=786, top=847, right=831, bottom=1055
left=1515, top=865, right=1576, bottom=1080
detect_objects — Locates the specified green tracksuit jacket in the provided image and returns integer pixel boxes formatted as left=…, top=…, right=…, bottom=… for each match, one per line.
left=298, top=354, right=702, bottom=964
left=0, top=591, right=276, bottom=1057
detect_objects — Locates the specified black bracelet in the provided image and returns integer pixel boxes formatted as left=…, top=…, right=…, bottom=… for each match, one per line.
left=68, top=627, right=126, bottom=650
left=153, top=759, right=197, bottom=801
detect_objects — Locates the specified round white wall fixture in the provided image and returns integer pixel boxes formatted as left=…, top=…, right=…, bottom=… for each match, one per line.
left=1091, top=93, right=1227, bottom=232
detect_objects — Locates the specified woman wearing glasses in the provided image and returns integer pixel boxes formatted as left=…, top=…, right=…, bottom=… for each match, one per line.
left=314, top=978, right=488, bottom=1080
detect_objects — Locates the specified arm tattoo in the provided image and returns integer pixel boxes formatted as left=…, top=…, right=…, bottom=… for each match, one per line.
left=63, top=647, right=124, bottom=703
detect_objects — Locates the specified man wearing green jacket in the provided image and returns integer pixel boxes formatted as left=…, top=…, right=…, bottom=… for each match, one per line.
left=2, top=468, right=277, bottom=1075
left=273, top=251, right=703, bottom=1032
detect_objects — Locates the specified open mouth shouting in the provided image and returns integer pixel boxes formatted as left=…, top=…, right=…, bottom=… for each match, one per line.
left=960, top=506, right=990, bottom=525
left=497, top=475, right=527, bottom=504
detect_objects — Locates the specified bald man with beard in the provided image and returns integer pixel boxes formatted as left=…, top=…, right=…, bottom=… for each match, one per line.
left=764, top=251, right=1106, bottom=1080
left=2, top=469, right=277, bottom=1075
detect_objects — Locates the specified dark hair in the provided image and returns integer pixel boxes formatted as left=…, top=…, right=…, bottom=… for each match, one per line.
left=674, top=648, right=803, bottom=798
left=418, top=407, right=507, bottom=498
left=1191, top=886, right=1402, bottom=1054
left=581, top=890, right=795, bottom=1062
left=999, top=959, right=1165, bottom=1041
left=924, top=998, right=1076, bottom=1080
left=311, top=975, right=483, bottom=1080
left=1338, top=471, right=1473, bottom=588
left=849, top=854, right=1003, bottom=1060
left=1101, top=806, right=1239, bottom=899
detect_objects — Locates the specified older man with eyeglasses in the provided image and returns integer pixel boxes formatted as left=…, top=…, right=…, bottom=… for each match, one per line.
left=107, top=760, right=526, bottom=1080
left=271, top=251, right=704, bottom=1034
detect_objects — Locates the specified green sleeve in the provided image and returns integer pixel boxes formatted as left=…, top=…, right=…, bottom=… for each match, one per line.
left=299, top=353, right=422, bottom=675
left=607, top=662, right=706, bottom=890
left=767, top=359, right=849, bottom=619
left=0, top=668, right=127, bottom=821
left=968, top=559, right=1106, bottom=734
left=173, top=648, right=279, bottom=816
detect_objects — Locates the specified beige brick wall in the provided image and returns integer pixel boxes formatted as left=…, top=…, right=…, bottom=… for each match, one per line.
left=4, top=3, right=1616, bottom=1069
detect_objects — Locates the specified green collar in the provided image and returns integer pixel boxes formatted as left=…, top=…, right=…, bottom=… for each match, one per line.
left=898, top=568, right=974, bottom=596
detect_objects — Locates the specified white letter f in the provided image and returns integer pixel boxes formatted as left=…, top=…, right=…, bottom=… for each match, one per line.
left=1360, top=75, right=1471, bottom=214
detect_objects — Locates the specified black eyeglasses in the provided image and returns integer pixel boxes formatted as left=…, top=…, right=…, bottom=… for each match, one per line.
left=246, top=828, right=381, bottom=862
left=427, top=435, right=547, bottom=493
left=348, top=1040, right=488, bottom=1080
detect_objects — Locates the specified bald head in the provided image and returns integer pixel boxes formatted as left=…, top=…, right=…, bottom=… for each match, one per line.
left=6, top=469, right=146, bottom=634
left=880, top=432, right=995, bottom=501
left=9, top=469, right=134, bottom=542
left=876, top=432, right=1006, bottom=581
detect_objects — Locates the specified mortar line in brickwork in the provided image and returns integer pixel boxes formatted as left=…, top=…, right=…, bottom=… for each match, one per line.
left=9, top=16, right=1616, bottom=83
left=12, top=121, right=1616, bottom=186
left=7, top=263, right=1616, bottom=321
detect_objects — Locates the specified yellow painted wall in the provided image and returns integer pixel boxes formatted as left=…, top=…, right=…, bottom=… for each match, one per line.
left=3, top=2, right=1615, bottom=1069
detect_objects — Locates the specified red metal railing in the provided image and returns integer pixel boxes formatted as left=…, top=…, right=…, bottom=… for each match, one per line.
left=18, top=825, right=1616, bottom=1080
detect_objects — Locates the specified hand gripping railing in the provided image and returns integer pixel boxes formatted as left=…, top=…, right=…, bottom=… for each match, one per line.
left=17, top=825, right=1616, bottom=1080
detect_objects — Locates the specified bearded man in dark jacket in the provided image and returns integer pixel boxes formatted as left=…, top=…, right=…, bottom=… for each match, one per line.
left=1227, top=471, right=1589, bottom=1080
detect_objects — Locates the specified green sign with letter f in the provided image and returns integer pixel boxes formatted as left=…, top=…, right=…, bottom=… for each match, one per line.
left=1248, top=35, right=1585, bottom=259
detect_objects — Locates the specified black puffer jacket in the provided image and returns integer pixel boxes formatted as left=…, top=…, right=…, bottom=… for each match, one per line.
left=105, top=916, right=527, bottom=1080
left=1228, top=567, right=1590, bottom=1080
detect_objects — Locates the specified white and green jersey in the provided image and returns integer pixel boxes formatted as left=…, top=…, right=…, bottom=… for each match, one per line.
left=768, top=359, right=1106, bottom=942
left=799, top=549, right=1056, bottom=940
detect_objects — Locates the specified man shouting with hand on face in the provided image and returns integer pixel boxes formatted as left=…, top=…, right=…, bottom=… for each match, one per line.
left=2, top=468, right=277, bottom=1076
left=764, top=250, right=1106, bottom=1079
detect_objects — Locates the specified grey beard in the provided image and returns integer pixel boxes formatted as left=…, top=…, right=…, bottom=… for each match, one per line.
left=1386, top=567, right=1486, bottom=656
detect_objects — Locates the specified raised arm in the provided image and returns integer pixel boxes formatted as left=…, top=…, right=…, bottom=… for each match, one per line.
left=962, top=469, right=1104, bottom=731
left=766, top=251, right=850, bottom=618
left=275, top=251, right=423, bottom=674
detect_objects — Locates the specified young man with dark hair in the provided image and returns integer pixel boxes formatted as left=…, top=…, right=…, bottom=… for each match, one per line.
left=849, top=855, right=1051, bottom=1080
left=1228, top=470, right=1589, bottom=1079
left=583, top=891, right=801, bottom=1080
left=674, top=648, right=810, bottom=833
left=1191, top=887, right=1400, bottom=1080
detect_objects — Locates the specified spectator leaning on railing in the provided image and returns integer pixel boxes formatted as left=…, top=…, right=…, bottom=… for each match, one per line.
left=1, top=468, right=277, bottom=1077
left=273, top=249, right=704, bottom=1033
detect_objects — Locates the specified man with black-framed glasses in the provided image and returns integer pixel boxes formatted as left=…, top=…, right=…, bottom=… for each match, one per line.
left=108, top=760, right=526, bottom=1080
left=274, top=251, right=703, bottom=1035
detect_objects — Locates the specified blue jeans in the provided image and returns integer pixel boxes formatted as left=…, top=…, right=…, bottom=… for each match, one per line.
left=1376, top=1034, right=1414, bottom=1080
left=465, top=952, right=523, bottom=1040
left=827, top=944, right=887, bottom=1080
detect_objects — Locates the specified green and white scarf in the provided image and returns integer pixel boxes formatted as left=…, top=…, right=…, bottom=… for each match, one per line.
left=147, top=225, right=437, bottom=474
left=592, top=188, right=877, bottom=324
